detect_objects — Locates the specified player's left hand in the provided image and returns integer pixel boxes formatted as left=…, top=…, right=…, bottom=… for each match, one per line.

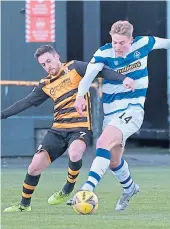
left=123, top=77, right=135, bottom=92
left=74, top=96, right=86, bottom=117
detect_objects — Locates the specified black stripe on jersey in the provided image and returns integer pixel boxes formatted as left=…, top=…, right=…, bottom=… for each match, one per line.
left=55, top=107, right=87, bottom=118
left=54, top=88, right=78, bottom=104
left=57, top=107, right=87, bottom=115
left=54, top=99, right=76, bottom=113
left=50, top=71, right=66, bottom=83
left=54, top=117, right=87, bottom=123
left=56, top=107, right=76, bottom=114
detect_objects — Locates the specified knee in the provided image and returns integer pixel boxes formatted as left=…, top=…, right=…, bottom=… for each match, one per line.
left=28, top=158, right=46, bottom=176
left=28, top=151, right=50, bottom=175
left=28, top=163, right=41, bottom=176
left=69, top=140, right=86, bottom=162
left=69, top=149, right=83, bottom=162
left=96, top=136, right=120, bottom=150
left=96, top=136, right=110, bottom=149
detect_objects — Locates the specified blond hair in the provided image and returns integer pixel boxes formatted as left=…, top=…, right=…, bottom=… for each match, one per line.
left=109, top=20, right=133, bottom=38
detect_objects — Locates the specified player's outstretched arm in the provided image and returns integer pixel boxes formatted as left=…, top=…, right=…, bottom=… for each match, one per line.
left=73, top=60, right=127, bottom=82
left=153, top=37, right=170, bottom=50
left=73, top=60, right=104, bottom=116
left=77, top=62, right=104, bottom=97
left=100, top=67, right=126, bottom=81
left=1, top=84, right=49, bottom=119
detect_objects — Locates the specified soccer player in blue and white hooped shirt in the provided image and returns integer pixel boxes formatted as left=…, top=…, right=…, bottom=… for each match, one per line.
left=74, top=21, right=170, bottom=211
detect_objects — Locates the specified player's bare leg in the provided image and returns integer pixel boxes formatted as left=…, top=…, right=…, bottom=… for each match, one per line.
left=4, top=151, right=50, bottom=212
left=48, top=139, right=86, bottom=205
left=71, top=126, right=139, bottom=210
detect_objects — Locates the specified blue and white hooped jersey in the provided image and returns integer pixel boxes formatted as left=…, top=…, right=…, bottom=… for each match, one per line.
left=92, top=36, right=156, bottom=117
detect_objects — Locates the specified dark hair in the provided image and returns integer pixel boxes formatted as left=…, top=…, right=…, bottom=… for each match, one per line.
left=34, top=45, right=57, bottom=59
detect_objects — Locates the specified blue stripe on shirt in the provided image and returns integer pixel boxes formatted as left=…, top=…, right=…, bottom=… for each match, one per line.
left=126, top=67, right=148, bottom=80
left=132, top=36, right=143, bottom=44
left=102, top=88, right=147, bottom=103
left=103, top=68, right=148, bottom=85
left=104, top=103, right=144, bottom=116
left=99, top=43, right=112, bottom=51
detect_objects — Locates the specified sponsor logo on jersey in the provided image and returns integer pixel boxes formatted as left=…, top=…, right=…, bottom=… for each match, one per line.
left=117, top=61, right=141, bottom=74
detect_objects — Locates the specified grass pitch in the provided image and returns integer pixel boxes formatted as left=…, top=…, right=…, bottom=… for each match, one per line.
left=1, top=166, right=170, bottom=229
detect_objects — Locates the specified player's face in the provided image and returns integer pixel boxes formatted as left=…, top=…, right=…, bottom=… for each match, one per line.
left=38, top=52, right=61, bottom=75
left=111, top=34, right=133, bottom=57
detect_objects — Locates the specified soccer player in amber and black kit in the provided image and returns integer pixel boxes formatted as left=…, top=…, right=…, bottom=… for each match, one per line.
left=2, top=45, right=128, bottom=212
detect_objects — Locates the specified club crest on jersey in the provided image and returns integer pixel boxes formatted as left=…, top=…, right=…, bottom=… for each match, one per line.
left=114, top=61, right=119, bottom=66
left=134, top=51, right=141, bottom=59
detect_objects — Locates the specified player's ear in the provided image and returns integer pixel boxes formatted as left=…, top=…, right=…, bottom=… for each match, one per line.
left=55, top=53, right=60, bottom=60
left=130, top=36, right=133, bottom=44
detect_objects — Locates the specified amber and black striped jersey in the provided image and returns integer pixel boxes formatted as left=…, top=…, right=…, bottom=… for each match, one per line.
left=1, top=60, right=126, bottom=131
left=39, top=61, right=93, bottom=130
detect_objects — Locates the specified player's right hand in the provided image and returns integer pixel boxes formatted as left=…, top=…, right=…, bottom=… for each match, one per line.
left=74, top=96, right=86, bottom=117
left=123, top=77, right=135, bottom=92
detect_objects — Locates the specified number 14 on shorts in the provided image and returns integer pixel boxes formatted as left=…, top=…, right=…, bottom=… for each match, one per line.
left=119, top=112, right=132, bottom=124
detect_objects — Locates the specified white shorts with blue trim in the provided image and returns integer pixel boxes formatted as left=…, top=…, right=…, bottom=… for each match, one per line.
left=102, top=106, right=144, bottom=146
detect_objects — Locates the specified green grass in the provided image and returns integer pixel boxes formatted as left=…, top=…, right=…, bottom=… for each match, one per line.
left=1, top=167, right=170, bottom=229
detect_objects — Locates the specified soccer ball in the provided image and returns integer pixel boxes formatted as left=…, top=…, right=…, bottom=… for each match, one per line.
left=72, top=190, right=98, bottom=215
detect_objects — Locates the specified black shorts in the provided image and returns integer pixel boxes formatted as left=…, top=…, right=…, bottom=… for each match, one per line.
left=36, top=129, right=93, bottom=162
